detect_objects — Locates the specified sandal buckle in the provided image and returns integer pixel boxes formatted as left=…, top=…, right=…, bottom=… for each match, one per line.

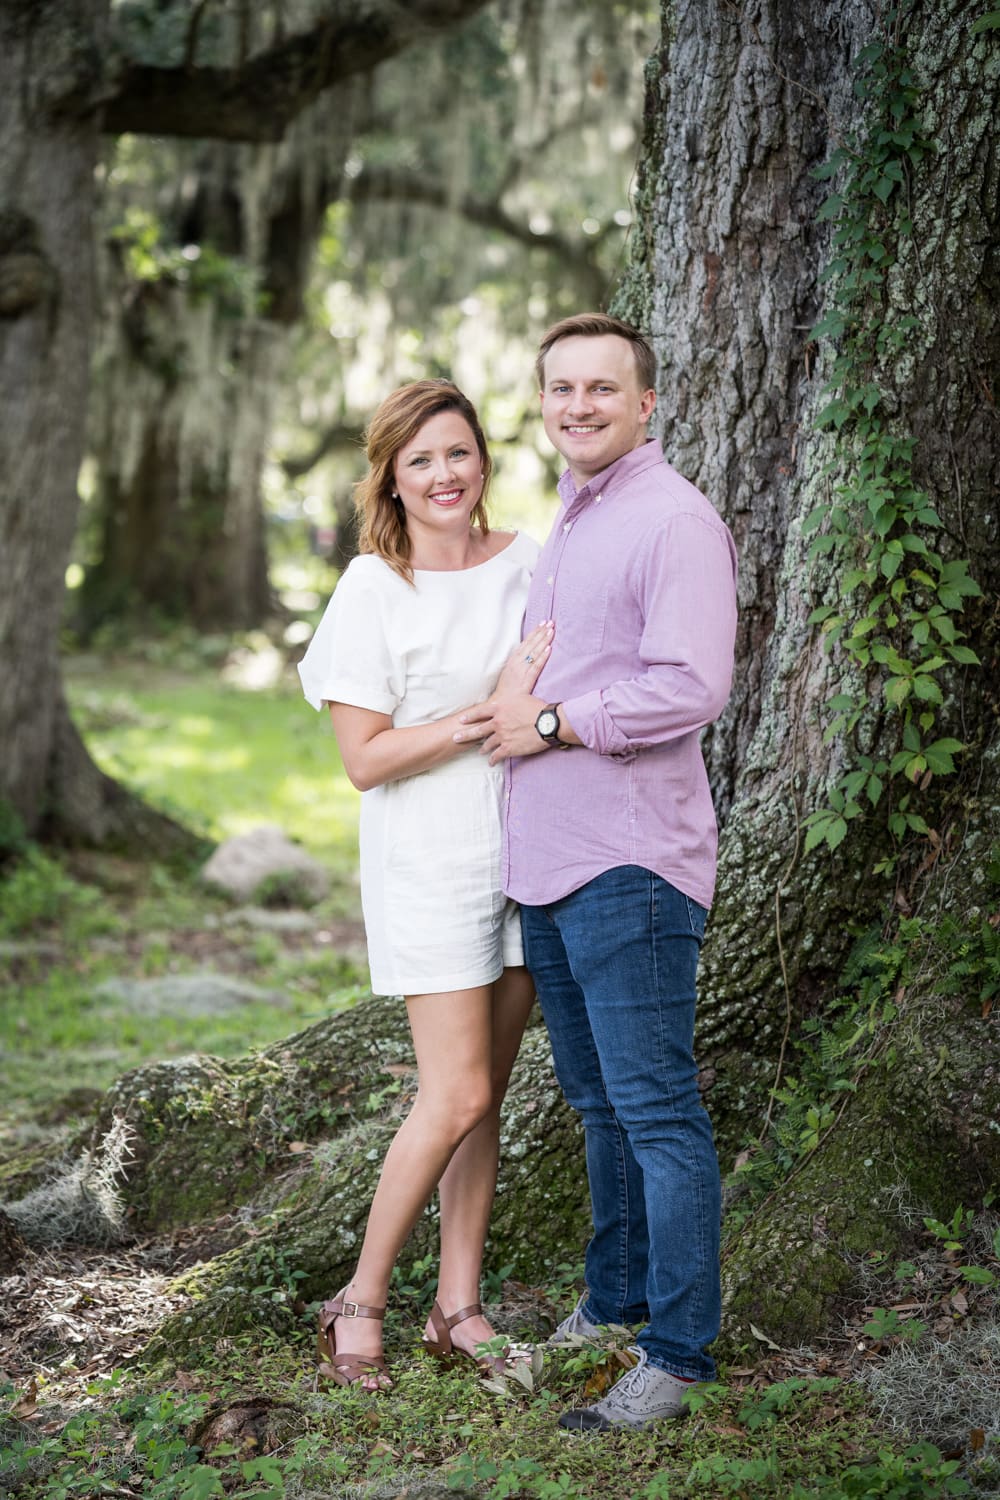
left=340, top=1299, right=360, bottom=1317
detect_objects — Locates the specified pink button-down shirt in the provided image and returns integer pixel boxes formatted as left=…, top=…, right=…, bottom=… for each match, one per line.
left=504, top=439, right=737, bottom=910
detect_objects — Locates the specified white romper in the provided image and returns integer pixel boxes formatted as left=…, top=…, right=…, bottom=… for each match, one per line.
left=298, top=531, right=539, bottom=996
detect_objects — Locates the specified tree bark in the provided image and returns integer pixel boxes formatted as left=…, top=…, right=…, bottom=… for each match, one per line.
left=102, top=0, right=492, bottom=142
left=613, top=0, right=1000, bottom=1344
left=0, top=0, right=107, bottom=839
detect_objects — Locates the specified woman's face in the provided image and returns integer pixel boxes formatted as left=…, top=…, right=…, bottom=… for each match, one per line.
left=392, top=411, right=484, bottom=541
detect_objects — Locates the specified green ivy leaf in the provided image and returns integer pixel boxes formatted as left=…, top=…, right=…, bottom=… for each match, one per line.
left=826, top=817, right=849, bottom=850
left=911, top=675, right=943, bottom=704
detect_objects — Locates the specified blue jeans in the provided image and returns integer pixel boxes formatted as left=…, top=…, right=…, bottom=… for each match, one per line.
left=521, top=865, right=721, bottom=1381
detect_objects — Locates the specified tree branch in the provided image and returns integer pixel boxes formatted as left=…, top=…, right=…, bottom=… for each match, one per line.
left=102, top=0, right=492, bottom=142
left=347, top=164, right=611, bottom=306
left=282, top=423, right=362, bottom=480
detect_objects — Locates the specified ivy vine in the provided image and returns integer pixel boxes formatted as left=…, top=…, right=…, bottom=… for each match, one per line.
left=802, top=10, right=982, bottom=859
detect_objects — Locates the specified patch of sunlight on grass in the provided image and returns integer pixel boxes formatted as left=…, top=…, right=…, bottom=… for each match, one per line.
left=67, top=663, right=360, bottom=866
left=175, top=715, right=215, bottom=737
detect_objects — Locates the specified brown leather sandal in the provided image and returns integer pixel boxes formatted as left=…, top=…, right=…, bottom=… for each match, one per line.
left=422, top=1300, right=532, bottom=1377
left=316, top=1292, right=390, bottom=1390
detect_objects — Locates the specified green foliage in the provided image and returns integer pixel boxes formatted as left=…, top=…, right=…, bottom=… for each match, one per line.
left=803, top=12, right=981, bottom=857
left=0, top=847, right=108, bottom=940
left=110, top=207, right=259, bottom=316
left=862, top=1307, right=926, bottom=1342
left=0, top=1325, right=977, bottom=1500
left=0, top=800, right=28, bottom=864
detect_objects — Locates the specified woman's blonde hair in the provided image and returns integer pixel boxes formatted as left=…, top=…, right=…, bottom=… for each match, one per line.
left=355, top=380, right=492, bottom=582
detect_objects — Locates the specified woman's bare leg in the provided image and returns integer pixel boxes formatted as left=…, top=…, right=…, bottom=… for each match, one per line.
left=332, top=985, right=495, bottom=1383
left=430, top=966, right=535, bottom=1355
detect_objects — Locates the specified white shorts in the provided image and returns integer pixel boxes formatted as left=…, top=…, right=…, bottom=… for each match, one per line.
left=359, top=760, right=524, bottom=996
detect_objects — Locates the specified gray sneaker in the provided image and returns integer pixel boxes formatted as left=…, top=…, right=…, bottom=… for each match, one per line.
left=558, top=1347, right=693, bottom=1431
left=547, top=1293, right=604, bottom=1346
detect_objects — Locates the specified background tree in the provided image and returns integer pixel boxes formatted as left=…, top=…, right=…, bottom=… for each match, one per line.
left=74, top=0, right=652, bottom=635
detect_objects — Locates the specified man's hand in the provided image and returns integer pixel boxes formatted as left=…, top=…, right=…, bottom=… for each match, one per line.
left=454, top=693, right=549, bottom=765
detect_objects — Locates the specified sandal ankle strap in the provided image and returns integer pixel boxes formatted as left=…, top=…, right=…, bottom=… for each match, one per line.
left=444, top=1301, right=484, bottom=1329
left=324, top=1295, right=386, bottom=1323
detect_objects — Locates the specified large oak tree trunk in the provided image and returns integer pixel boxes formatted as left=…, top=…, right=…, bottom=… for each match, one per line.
left=613, top=0, right=999, bottom=1342
left=0, top=1, right=104, bottom=838
left=0, top=1, right=183, bottom=847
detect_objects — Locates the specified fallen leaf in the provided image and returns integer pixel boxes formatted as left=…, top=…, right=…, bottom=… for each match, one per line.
left=9, top=1379, right=38, bottom=1418
left=749, top=1323, right=782, bottom=1351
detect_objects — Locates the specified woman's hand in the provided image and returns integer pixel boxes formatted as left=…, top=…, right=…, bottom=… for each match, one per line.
left=494, top=620, right=554, bottom=697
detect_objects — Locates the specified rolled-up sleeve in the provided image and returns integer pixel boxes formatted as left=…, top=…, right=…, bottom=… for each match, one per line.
left=562, top=515, right=737, bottom=756
left=297, top=564, right=404, bottom=714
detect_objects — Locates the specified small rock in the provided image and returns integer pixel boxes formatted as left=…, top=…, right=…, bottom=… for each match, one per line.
left=217, top=907, right=317, bottom=933
left=94, top=974, right=288, bottom=1016
left=200, top=826, right=329, bottom=905
left=0, top=940, right=63, bottom=960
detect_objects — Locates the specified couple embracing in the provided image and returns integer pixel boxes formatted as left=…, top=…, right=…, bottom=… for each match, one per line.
left=298, top=312, right=738, bottom=1433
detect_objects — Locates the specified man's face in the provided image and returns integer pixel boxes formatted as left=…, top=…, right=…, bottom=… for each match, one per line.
left=539, top=334, right=656, bottom=485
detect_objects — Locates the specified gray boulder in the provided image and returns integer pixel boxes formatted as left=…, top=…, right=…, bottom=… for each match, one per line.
left=199, top=826, right=330, bottom=905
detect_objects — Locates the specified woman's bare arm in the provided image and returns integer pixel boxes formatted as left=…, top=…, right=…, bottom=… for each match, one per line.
left=329, top=621, right=553, bottom=791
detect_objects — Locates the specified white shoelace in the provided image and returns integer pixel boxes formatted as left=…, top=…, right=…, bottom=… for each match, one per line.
left=608, top=1347, right=650, bottom=1397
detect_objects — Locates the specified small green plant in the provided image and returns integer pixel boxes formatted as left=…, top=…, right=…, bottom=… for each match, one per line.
left=391, top=1250, right=438, bottom=1310
left=246, top=1241, right=308, bottom=1304
left=254, top=868, right=321, bottom=910
left=0, top=847, right=97, bottom=937
left=862, top=1307, right=926, bottom=1343
left=924, top=1205, right=974, bottom=1252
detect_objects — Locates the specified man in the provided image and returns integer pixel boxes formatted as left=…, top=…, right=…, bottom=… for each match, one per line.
left=456, top=313, right=738, bottom=1431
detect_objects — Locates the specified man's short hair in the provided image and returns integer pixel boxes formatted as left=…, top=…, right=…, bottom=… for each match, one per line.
left=535, top=313, right=657, bottom=394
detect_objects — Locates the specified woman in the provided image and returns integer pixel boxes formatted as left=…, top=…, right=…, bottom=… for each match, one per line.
left=298, top=380, right=550, bottom=1391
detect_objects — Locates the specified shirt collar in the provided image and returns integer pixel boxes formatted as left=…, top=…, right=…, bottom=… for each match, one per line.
left=556, top=437, right=664, bottom=512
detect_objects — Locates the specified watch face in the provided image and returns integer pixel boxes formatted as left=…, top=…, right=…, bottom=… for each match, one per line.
left=537, top=709, right=558, bottom=737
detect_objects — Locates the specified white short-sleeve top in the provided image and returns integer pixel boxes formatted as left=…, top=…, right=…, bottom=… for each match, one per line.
left=298, top=532, right=540, bottom=726
left=297, top=531, right=540, bottom=996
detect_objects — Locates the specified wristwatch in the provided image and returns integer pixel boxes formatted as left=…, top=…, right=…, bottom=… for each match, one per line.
left=535, top=703, right=571, bottom=750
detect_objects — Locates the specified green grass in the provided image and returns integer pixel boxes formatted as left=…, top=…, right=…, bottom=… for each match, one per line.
left=0, top=1324, right=974, bottom=1499
left=2, top=654, right=368, bottom=1143
left=66, top=658, right=360, bottom=876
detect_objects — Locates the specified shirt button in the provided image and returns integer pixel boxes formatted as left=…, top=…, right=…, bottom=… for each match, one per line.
left=546, top=575, right=554, bottom=585
left=563, top=521, right=572, bottom=531
left=596, top=493, right=603, bottom=503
